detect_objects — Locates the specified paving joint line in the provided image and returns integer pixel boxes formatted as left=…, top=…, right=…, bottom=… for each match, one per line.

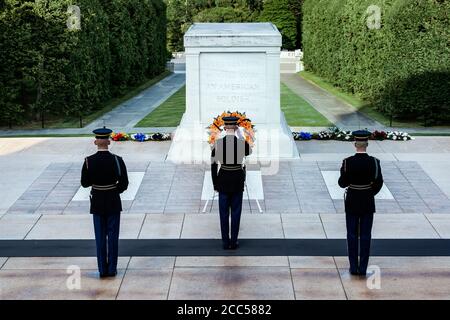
left=115, top=256, right=132, bottom=300
left=179, top=214, right=186, bottom=239
left=166, top=259, right=176, bottom=300
left=136, top=214, right=148, bottom=239
left=288, top=162, right=303, bottom=213
left=23, top=214, right=43, bottom=240
left=423, top=213, right=443, bottom=239
left=0, top=257, right=9, bottom=269
left=162, top=165, right=177, bottom=214
left=318, top=214, right=329, bottom=239
left=333, top=256, right=349, bottom=300
left=287, top=256, right=297, bottom=300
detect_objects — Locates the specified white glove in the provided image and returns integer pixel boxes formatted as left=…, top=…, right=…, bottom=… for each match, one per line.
left=235, top=127, right=244, bottom=139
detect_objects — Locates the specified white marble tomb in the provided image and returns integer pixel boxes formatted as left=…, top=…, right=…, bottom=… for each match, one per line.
left=166, top=23, right=299, bottom=163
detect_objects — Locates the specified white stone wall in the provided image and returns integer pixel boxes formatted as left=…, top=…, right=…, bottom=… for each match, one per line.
left=167, top=23, right=299, bottom=163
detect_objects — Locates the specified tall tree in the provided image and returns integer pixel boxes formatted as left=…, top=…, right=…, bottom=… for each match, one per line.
left=287, top=0, right=303, bottom=48
left=166, top=0, right=187, bottom=52
left=194, top=6, right=253, bottom=22
left=259, top=0, right=297, bottom=50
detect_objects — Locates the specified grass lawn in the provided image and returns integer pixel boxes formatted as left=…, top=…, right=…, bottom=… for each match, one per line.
left=137, top=83, right=333, bottom=127
left=136, top=85, right=186, bottom=127
left=2, top=70, right=172, bottom=130
left=299, top=71, right=450, bottom=129
left=280, top=83, right=333, bottom=127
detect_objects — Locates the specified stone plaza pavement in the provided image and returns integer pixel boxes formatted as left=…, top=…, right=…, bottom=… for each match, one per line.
left=1, top=137, right=450, bottom=299
left=3, top=256, right=450, bottom=300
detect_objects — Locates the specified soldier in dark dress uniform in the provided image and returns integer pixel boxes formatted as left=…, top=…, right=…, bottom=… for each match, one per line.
left=81, top=127, right=129, bottom=278
left=338, top=130, right=383, bottom=276
left=211, top=116, right=252, bottom=250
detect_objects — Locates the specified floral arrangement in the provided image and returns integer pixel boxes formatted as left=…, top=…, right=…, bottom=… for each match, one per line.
left=129, top=132, right=171, bottom=142
left=207, top=111, right=255, bottom=146
left=386, top=131, right=413, bottom=141
left=292, top=127, right=414, bottom=142
left=111, top=132, right=129, bottom=141
left=148, top=133, right=171, bottom=141
left=111, top=132, right=171, bottom=142
left=371, top=130, right=388, bottom=140
left=293, top=131, right=312, bottom=140
left=330, top=127, right=353, bottom=141
left=313, top=130, right=334, bottom=140
left=130, top=133, right=147, bottom=142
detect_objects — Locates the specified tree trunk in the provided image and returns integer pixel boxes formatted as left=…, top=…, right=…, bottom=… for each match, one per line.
left=36, top=81, right=44, bottom=128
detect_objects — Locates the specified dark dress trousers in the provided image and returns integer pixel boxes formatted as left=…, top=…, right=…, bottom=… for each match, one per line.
left=338, top=153, right=383, bottom=275
left=81, top=151, right=128, bottom=275
left=211, top=135, right=251, bottom=247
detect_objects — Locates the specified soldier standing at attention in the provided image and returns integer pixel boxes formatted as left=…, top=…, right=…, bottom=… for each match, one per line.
left=338, top=130, right=383, bottom=276
left=81, top=127, right=129, bottom=278
left=211, top=116, right=252, bottom=250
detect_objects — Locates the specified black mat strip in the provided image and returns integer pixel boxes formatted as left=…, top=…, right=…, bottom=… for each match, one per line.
left=1, top=239, right=450, bottom=257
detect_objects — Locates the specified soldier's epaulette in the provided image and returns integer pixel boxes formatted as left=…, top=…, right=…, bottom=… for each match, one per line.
left=343, top=156, right=353, bottom=172
left=110, top=152, right=122, bottom=159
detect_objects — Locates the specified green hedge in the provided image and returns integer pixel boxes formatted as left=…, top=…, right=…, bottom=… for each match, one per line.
left=302, top=0, right=450, bottom=125
left=0, top=0, right=167, bottom=127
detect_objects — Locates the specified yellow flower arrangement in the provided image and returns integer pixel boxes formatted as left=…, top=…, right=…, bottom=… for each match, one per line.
left=110, top=132, right=129, bottom=141
left=208, top=111, right=255, bottom=146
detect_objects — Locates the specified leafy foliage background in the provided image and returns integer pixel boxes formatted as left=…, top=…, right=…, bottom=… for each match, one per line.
left=302, top=0, right=450, bottom=125
left=0, top=0, right=167, bottom=126
left=166, top=0, right=302, bottom=52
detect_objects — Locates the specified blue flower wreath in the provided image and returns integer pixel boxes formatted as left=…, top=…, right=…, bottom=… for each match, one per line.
left=134, top=133, right=147, bottom=142
left=300, top=132, right=312, bottom=140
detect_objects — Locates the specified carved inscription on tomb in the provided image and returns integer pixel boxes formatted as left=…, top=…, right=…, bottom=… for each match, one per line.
left=200, top=53, right=266, bottom=123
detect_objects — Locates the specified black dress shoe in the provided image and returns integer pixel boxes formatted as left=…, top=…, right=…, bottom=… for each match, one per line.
left=99, top=273, right=109, bottom=278
left=349, top=268, right=359, bottom=276
left=222, top=244, right=230, bottom=250
left=107, top=272, right=117, bottom=277
left=230, top=242, right=239, bottom=250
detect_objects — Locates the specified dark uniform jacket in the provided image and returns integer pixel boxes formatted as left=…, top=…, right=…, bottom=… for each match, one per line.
left=338, top=153, right=383, bottom=215
left=81, top=151, right=129, bottom=215
left=211, top=135, right=252, bottom=193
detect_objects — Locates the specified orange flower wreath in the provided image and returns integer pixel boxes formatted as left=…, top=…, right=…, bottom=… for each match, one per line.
left=208, top=111, right=255, bottom=146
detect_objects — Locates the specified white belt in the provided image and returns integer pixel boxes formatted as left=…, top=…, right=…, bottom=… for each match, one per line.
left=92, top=183, right=118, bottom=191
